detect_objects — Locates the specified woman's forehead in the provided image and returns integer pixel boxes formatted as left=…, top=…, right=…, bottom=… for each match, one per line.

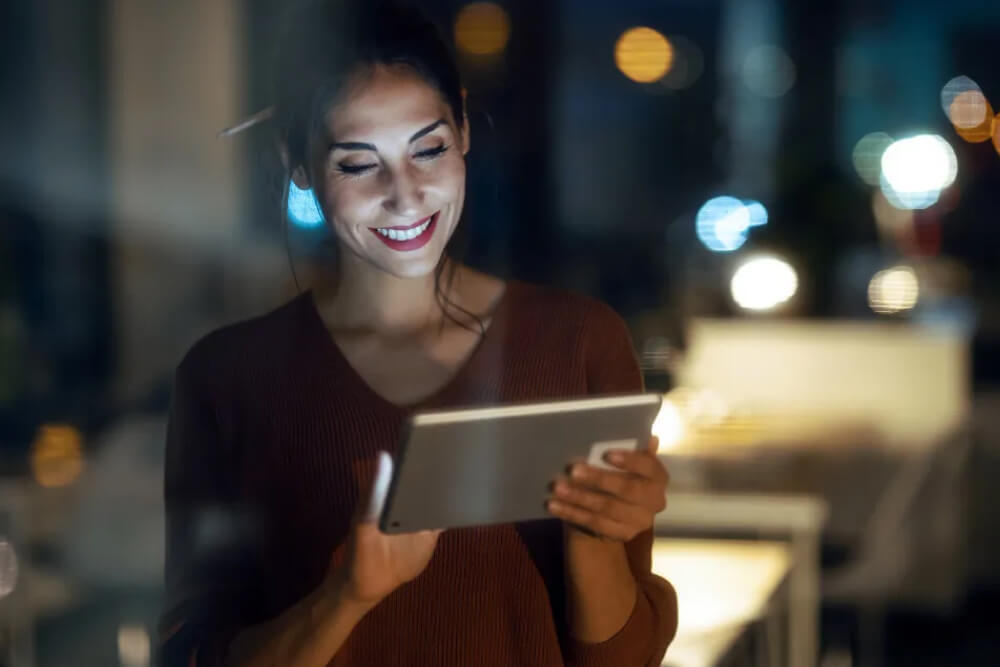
left=325, top=65, right=454, bottom=143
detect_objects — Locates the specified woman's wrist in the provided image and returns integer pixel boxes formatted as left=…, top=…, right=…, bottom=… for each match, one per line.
left=321, top=571, right=380, bottom=620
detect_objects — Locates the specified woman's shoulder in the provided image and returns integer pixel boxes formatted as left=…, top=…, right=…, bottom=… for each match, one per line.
left=507, top=279, right=626, bottom=331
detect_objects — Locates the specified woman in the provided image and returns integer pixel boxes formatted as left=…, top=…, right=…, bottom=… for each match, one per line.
left=159, top=1, right=677, bottom=665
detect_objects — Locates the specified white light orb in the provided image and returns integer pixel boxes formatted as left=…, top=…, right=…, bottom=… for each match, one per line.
left=730, top=256, right=799, bottom=311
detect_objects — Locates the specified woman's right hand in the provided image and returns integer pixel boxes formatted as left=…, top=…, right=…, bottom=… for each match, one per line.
left=326, top=451, right=443, bottom=609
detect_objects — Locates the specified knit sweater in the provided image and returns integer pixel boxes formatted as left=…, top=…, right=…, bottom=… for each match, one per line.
left=159, top=279, right=677, bottom=667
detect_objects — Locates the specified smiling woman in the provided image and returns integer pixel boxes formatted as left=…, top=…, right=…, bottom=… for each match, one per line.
left=159, top=2, right=676, bottom=666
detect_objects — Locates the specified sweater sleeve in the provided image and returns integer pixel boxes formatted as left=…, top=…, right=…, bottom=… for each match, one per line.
left=158, top=355, right=261, bottom=667
left=567, top=299, right=679, bottom=667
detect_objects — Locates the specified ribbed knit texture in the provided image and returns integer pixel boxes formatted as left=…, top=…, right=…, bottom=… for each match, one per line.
left=159, top=280, right=677, bottom=667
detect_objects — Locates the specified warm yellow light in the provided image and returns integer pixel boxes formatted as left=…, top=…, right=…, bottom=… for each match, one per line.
left=994, top=114, right=1000, bottom=156
left=615, top=27, right=673, bottom=83
left=118, top=624, right=151, bottom=667
left=868, top=266, right=919, bottom=314
left=652, top=396, right=684, bottom=451
left=454, top=2, right=511, bottom=57
left=30, top=424, right=84, bottom=488
left=730, top=256, right=799, bottom=311
left=953, top=96, right=995, bottom=144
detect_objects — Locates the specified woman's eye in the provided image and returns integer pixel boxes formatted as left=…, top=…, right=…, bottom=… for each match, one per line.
left=337, top=162, right=377, bottom=176
left=414, top=144, right=449, bottom=160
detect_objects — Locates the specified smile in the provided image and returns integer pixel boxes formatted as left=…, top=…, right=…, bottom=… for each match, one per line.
left=370, top=212, right=438, bottom=250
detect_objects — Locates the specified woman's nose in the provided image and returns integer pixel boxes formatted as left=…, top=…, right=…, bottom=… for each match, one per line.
left=382, top=166, right=424, bottom=217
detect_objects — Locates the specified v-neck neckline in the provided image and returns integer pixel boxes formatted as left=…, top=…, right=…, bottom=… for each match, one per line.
left=301, top=280, right=518, bottom=413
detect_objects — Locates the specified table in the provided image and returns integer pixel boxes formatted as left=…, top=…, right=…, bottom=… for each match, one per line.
left=654, top=538, right=792, bottom=667
left=656, top=492, right=828, bottom=667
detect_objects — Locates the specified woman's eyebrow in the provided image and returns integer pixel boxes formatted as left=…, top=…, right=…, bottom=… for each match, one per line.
left=329, top=119, right=446, bottom=152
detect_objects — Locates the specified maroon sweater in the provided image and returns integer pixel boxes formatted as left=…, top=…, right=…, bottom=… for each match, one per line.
left=160, top=280, right=677, bottom=666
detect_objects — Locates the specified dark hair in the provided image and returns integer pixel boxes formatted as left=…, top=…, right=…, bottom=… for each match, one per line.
left=272, top=0, right=483, bottom=333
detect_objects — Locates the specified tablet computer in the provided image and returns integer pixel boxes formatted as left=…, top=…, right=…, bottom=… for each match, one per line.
left=379, top=393, right=663, bottom=534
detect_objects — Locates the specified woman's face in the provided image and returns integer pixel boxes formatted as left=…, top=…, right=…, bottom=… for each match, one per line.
left=304, top=64, right=469, bottom=279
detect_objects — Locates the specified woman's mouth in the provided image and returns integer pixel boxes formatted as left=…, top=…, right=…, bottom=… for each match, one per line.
left=369, top=212, right=438, bottom=251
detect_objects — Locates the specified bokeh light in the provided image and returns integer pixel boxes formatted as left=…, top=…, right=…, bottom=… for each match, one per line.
left=454, top=2, right=511, bottom=57
left=695, top=198, right=767, bottom=252
left=948, top=89, right=990, bottom=129
left=742, top=45, right=796, bottom=98
left=287, top=180, right=325, bottom=228
left=852, top=132, right=894, bottom=186
left=868, top=266, right=919, bottom=314
left=118, top=624, right=151, bottom=667
left=652, top=396, right=684, bottom=452
left=880, top=173, right=941, bottom=210
left=940, top=76, right=982, bottom=118
left=994, top=114, right=1000, bottom=156
left=30, top=424, right=85, bottom=488
left=615, top=27, right=673, bottom=83
left=880, top=135, right=957, bottom=210
left=0, top=539, right=18, bottom=599
left=696, top=196, right=752, bottom=252
left=743, top=200, right=769, bottom=227
left=660, top=35, right=703, bottom=90
left=954, top=102, right=996, bottom=144
left=730, top=256, right=799, bottom=311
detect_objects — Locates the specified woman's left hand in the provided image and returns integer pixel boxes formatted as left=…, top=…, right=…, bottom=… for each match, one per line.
left=547, top=436, right=669, bottom=541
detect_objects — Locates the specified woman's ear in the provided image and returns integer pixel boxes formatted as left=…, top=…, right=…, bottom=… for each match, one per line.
left=291, top=165, right=311, bottom=190
left=278, top=141, right=312, bottom=189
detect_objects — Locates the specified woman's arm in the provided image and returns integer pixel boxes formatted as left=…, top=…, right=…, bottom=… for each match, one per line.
left=161, top=361, right=441, bottom=667
left=562, top=530, right=638, bottom=642
left=224, top=578, right=374, bottom=667
left=548, top=299, right=678, bottom=666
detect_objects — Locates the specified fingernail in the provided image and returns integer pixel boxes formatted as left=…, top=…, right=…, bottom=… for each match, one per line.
left=604, top=451, right=625, bottom=464
left=571, top=465, right=586, bottom=480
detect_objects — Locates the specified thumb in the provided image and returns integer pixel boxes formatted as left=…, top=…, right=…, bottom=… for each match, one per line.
left=360, top=451, right=394, bottom=524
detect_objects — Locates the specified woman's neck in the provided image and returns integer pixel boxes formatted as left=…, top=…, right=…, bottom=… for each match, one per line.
left=315, top=256, right=459, bottom=335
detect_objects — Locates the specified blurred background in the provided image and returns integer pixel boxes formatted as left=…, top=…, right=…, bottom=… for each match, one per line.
left=1, top=0, right=999, bottom=665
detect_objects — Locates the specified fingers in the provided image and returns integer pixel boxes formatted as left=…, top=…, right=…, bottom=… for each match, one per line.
left=361, top=451, right=393, bottom=524
left=600, top=449, right=670, bottom=485
left=550, top=479, right=653, bottom=527
left=565, top=462, right=667, bottom=512
left=546, top=498, right=642, bottom=541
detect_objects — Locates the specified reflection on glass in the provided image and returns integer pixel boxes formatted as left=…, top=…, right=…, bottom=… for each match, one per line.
left=659, top=35, right=703, bottom=90
left=741, top=45, right=796, bottom=98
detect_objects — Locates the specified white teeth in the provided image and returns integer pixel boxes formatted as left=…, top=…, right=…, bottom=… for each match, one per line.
left=376, top=217, right=432, bottom=242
